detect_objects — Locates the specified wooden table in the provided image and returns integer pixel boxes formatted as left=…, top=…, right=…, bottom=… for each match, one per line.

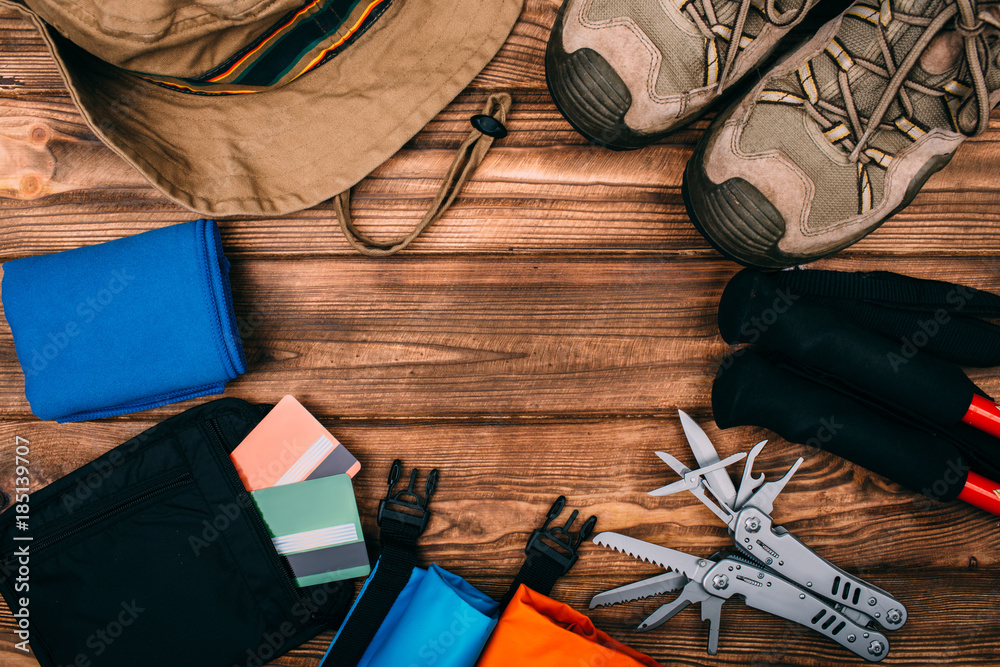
left=1, top=2, right=998, bottom=665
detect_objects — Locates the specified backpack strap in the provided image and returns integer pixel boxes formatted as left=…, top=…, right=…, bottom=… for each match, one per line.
left=320, top=460, right=438, bottom=667
left=498, top=496, right=596, bottom=609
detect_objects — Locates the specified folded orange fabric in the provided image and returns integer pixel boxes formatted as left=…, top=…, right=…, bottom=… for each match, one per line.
left=476, top=585, right=663, bottom=667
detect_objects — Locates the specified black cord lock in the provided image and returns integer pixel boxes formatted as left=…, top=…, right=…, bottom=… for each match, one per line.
left=470, top=114, right=508, bottom=139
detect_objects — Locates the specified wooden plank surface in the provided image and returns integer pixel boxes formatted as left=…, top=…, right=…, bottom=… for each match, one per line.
left=1, top=1, right=999, bottom=666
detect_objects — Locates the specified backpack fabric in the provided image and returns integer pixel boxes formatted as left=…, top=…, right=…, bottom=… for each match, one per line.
left=0, top=398, right=351, bottom=667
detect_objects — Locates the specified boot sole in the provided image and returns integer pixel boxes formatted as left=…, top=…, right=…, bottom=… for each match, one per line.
left=545, top=1, right=655, bottom=150
left=684, top=116, right=959, bottom=269
left=684, top=135, right=789, bottom=269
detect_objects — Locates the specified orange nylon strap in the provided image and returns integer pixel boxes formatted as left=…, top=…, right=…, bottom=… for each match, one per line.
left=333, top=92, right=512, bottom=257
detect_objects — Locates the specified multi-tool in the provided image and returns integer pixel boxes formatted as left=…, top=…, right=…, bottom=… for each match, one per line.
left=590, top=410, right=907, bottom=662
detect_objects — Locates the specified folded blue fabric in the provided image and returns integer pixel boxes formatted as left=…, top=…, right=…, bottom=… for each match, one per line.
left=351, top=564, right=498, bottom=667
left=2, top=220, right=246, bottom=422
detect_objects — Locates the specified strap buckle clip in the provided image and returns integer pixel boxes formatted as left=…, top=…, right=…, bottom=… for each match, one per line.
left=524, top=496, right=597, bottom=576
left=376, top=459, right=439, bottom=535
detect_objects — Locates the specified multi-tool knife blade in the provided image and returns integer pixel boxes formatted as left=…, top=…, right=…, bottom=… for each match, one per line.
left=678, top=409, right=739, bottom=509
left=645, top=412, right=908, bottom=632
left=589, top=571, right=688, bottom=609
left=592, top=532, right=892, bottom=661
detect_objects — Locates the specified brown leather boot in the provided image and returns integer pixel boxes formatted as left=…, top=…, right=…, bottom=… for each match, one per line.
left=686, top=0, right=1000, bottom=268
left=546, top=0, right=815, bottom=149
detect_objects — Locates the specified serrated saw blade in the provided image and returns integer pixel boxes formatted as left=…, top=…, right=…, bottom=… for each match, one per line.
left=593, top=531, right=706, bottom=580
left=589, top=572, right=689, bottom=609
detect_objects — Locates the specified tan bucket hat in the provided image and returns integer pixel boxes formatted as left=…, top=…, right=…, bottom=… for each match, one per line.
left=3, top=0, right=523, bottom=254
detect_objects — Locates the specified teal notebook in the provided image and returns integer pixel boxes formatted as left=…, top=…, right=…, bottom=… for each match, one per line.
left=251, top=474, right=370, bottom=587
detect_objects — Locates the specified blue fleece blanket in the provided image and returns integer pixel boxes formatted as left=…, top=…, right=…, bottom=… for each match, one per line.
left=2, top=219, right=246, bottom=422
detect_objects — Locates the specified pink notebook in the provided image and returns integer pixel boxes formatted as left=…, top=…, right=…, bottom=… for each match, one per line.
left=231, top=395, right=360, bottom=491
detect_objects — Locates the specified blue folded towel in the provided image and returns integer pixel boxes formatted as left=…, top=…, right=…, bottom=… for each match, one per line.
left=2, top=220, right=246, bottom=422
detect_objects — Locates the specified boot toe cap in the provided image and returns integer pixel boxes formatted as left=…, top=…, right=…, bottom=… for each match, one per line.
left=686, top=168, right=791, bottom=269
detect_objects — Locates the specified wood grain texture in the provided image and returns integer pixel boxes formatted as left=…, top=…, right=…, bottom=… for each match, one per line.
left=1, top=1, right=999, bottom=666
left=1, top=256, right=996, bottom=422
left=0, top=99, right=998, bottom=259
left=0, top=419, right=995, bottom=571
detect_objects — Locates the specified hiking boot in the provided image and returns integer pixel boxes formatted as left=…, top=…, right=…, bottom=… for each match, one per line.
left=686, top=0, right=1000, bottom=268
left=546, top=0, right=816, bottom=149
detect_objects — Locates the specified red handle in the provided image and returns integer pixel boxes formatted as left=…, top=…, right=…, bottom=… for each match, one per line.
left=958, top=470, right=1000, bottom=515
left=962, top=394, right=1000, bottom=439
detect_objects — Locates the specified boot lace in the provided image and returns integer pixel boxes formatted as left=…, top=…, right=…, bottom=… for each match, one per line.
left=678, top=0, right=810, bottom=90
left=757, top=0, right=998, bottom=213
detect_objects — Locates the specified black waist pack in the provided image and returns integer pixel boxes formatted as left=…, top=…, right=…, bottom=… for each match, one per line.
left=0, top=398, right=352, bottom=667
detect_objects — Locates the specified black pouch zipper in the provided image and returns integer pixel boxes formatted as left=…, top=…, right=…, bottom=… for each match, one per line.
left=1, top=472, right=192, bottom=566
left=205, top=416, right=305, bottom=612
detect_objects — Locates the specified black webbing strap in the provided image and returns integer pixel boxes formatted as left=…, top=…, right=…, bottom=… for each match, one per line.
left=498, top=496, right=596, bottom=609
left=772, top=269, right=1000, bottom=367
left=321, top=460, right=438, bottom=667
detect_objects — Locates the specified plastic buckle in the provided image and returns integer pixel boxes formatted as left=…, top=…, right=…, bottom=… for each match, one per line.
left=524, top=496, right=598, bottom=576
left=376, top=459, right=439, bottom=535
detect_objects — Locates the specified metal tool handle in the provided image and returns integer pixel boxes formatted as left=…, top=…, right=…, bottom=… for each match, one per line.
left=706, top=559, right=889, bottom=662
left=732, top=508, right=906, bottom=631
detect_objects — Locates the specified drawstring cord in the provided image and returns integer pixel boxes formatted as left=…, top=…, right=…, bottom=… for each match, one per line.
left=333, top=93, right=512, bottom=257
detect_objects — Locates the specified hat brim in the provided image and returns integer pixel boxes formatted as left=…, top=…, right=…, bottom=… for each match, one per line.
left=7, top=0, right=522, bottom=217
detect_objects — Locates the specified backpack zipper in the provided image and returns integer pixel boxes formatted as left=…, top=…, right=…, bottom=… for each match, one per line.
left=1, top=472, right=192, bottom=565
